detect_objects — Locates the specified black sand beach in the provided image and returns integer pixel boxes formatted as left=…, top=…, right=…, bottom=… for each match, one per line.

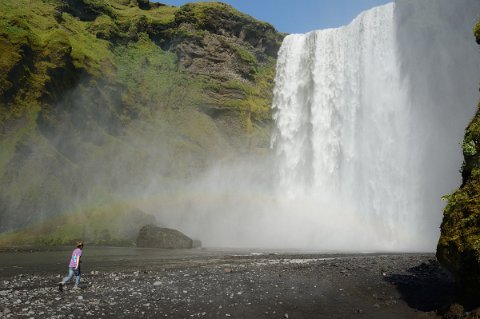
left=0, top=248, right=472, bottom=318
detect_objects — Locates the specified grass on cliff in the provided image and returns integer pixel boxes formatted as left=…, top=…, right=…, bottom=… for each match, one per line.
left=108, top=1, right=178, bottom=25
left=176, top=2, right=248, bottom=25
left=0, top=203, right=155, bottom=247
left=442, top=101, right=480, bottom=255
left=0, top=0, right=113, bottom=74
left=0, top=0, right=276, bottom=135
left=474, top=21, right=480, bottom=44
left=439, top=167, right=480, bottom=273
left=0, top=0, right=279, bottom=241
left=437, top=19, right=480, bottom=288
left=113, top=34, right=208, bottom=113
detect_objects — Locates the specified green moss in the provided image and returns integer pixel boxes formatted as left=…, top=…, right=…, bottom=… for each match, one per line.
left=437, top=20, right=480, bottom=292
left=60, top=13, right=112, bottom=73
left=0, top=203, right=155, bottom=247
left=227, top=41, right=257, bottom=65
left=104, top=0, right=178, bottom=24
left=113, top=35, right=209, bottom=114
left=89, top=14, right=119, bottom=39
left=463, top=139, right=477, bottom=156
left=175, top=2, right=269, bottom=29
left=0, top=0, right=281, bottom=238
left=221, top=57, right=275, bottom=123
left=474, top=21, right=480, bottom=44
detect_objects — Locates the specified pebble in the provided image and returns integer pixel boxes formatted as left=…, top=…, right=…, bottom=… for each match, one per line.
left=0, top=253, right=446, bottom=318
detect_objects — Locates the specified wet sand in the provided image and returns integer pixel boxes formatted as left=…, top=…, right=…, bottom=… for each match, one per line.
left=0, top=248, right=471, bottom=318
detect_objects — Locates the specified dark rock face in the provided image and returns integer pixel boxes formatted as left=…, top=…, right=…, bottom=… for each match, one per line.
left=168, top=3, right=283, bottom=81
left=437, top=20, right=480, bottom=295
left=136, top=225, right=193, bottom=249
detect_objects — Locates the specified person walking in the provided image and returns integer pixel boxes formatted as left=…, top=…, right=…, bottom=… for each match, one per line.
left=58, top=241, right=84, bottom=291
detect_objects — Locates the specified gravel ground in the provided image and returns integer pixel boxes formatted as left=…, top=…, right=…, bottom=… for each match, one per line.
left=0, top=251, right=474, bottom=318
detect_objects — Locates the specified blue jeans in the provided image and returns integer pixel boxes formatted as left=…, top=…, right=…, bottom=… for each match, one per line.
left=62, top=267, right=81, bottom=286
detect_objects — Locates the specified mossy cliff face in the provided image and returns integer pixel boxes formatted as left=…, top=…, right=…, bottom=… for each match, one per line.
left=0, top=0, right=284, bottom=242
left=437, top=21, right=480, bottom=292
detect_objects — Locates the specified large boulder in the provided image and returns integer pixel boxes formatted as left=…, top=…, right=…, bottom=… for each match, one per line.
left=136, top=225, right=194, bottom=249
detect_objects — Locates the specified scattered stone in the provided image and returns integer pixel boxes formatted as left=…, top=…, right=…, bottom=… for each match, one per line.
left=0, top=252, right=456, bottom=318
left=444, top=303, right=465, bottom=319
left=0, top=289, right=9, bottom=295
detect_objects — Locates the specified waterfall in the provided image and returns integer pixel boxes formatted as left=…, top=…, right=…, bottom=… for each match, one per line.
left=272, top=0, right=480, bottom=251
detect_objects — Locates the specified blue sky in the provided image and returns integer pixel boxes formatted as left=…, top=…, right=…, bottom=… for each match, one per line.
left=154, top=0, right=393, bottom=33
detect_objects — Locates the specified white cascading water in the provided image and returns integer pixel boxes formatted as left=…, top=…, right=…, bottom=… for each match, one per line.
left=272, top=0, right=480, bottom=251
left=151, top=0, right=480, bottom=252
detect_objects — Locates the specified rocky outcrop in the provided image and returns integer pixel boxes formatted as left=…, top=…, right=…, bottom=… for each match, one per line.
left=167, top=2, right=283, bottom=81
left=136, top=225, right=194, bottom=249
left=0, top=0, right=283, bottom=237
left=437, top=20, right=480, bottom=294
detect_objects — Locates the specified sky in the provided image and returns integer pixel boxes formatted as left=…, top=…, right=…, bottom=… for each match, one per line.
left=154, top=0, right=394, bottom=34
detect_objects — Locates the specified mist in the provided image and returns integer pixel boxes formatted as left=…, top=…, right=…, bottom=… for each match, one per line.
left=1, top=0, right=479, bottom=252
left=139, top=0, right=480, bottom=252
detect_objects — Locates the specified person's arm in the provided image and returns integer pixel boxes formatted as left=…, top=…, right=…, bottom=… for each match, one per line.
left=75, top=254, right=81, bottom=269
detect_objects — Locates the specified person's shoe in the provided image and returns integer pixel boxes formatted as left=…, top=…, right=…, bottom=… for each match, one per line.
left=58, top=282, right=64, bottom=292
left=72, top=285, right=80, bottom=290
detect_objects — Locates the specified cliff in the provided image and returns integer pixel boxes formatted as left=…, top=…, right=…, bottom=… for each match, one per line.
left=0, top=0, right=283, bottom=244
left=437, top=20, right=480, bottom=294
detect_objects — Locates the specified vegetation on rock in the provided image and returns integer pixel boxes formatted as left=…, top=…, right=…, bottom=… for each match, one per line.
left=474, top=21, right=480, bottom=45
left=0, top=0, right=284, bottom=245
left=0, top=203, right=155, bottom=246
left=437, top=21, right=480, bottom=294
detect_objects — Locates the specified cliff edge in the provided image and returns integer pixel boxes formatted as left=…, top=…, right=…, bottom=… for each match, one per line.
left=437, top=21, right=480, bottom=294
left=0, top=0, right=284, bottom=243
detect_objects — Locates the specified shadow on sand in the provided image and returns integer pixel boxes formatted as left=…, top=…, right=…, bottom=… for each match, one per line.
left=385, top=259, right=480, bottom=317
left=384, top=259, right=456, bottom=312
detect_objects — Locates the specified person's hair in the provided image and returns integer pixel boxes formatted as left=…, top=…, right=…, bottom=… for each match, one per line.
left=76, top=241, right=84, bottom=248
